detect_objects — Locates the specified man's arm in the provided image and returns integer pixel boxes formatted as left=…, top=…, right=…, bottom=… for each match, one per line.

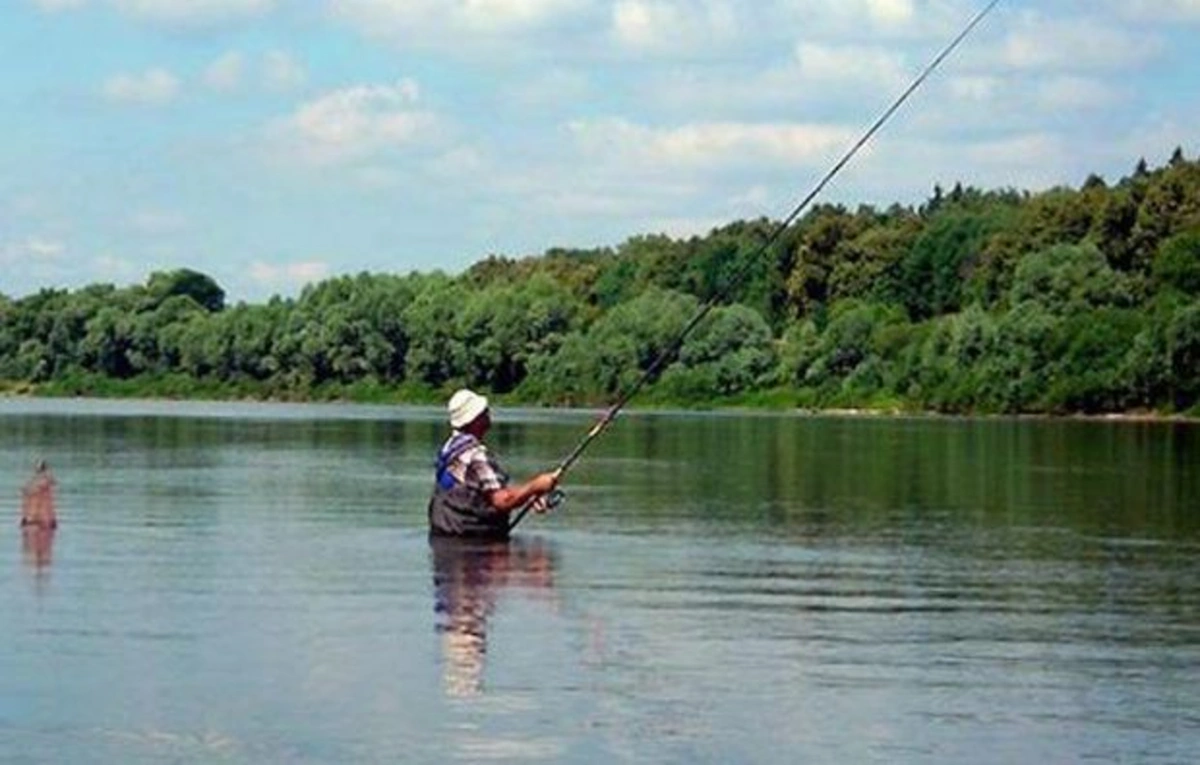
left=486, top=472, right=558, bottom=513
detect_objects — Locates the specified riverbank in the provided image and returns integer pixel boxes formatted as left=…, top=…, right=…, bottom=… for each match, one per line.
left=804, top=406, right=1199, bottom=424
left=3, top=376, right=1197, bottom=424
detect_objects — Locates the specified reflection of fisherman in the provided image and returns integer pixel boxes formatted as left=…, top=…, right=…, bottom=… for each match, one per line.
left=431, top=535, right=558, bottom=697
left=20, top=459, right=57, bottom=530
left=428, top=389, right=558, bottom=539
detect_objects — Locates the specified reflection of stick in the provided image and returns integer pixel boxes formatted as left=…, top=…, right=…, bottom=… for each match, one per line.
left=22, top=525, right=55, bottom=569
left=20, top=473, right=58, bottom=529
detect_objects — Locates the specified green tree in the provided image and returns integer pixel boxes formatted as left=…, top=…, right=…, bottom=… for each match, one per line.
left=777, top=319, right=821, bottom=386
left=456, top=275, right=581, bottom=393
left=1092, top=189, right=1139, bottom=271
left=81, top=307, right=135, bottom=378
left=990, top=301, right=1060, bottom=411
left=1043, top=308, right=1143, bottom=412
left=401, top=277, right=469, bottom=388
left=827, top=216, right=920, bottom=305
left=804, top=300, right=906, bottom=393
left=1153, top=229, right=1200, bottom=296
left=784, top=205, right=866, bottom=317
left=894, top=210, right=998, bottom=319
left=146, top=269, right=226, bottom=312
left=675, top=304, right=777, bottom=396
left=1165, top=302, right=1200, bottom=409
left=1010, top=243, right=1133, bottom=312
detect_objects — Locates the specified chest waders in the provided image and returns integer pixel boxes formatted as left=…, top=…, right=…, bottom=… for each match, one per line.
left=428, top=433, right=510, bottom=539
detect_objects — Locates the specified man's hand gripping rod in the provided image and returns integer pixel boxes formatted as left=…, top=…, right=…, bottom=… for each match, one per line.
left=508, top=405, right=620, bottom=531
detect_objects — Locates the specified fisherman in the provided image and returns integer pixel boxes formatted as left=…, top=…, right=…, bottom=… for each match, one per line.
left=20, top=459, right=57, bottom=530
left=428, top=389, right=558, bottom=538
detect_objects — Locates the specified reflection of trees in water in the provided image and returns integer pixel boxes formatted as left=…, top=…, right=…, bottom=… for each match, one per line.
left=595, top=415, right=1200, bottom=540
left=430, top=536, right=558, bottom=698
left=581, top=417, right=1200, bottom=628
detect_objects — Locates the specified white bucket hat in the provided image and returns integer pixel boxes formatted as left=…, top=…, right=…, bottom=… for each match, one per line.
left=448, top=388, right=489, bottom=429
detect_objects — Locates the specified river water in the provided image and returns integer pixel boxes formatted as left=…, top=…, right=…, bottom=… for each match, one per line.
left=1, top=399, right=1197, bottom=763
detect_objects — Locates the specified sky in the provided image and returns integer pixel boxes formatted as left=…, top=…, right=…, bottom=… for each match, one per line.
left=1, top=0, right=1197, bottom=303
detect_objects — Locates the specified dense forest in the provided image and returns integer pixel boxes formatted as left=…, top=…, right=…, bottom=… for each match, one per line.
left=2, top=151, right=1199, bottom=416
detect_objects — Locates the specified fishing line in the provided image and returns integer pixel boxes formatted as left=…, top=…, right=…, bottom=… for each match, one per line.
left=511, top=0, right=1003, bottom=531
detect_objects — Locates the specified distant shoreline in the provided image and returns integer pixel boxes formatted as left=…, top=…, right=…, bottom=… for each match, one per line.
left=2, top=388, right=1196, bottom=425
left=800, top=406, right=1198, bottom=424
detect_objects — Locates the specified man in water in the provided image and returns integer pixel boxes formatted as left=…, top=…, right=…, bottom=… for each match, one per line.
left=428, top=389, right=558, bottom=538
left=20, top=459, right=57, bottom=530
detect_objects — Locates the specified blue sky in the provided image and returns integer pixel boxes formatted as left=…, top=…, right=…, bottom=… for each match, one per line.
left=2, top=0, right=1197, bottom=303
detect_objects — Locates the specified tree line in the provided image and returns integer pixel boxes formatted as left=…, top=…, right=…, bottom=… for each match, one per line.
left=2, top=150, right=1198, bottom=416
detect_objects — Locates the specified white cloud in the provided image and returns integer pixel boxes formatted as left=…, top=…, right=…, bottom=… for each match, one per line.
left=829, top=130, right=1076, bottom=205
left=111, top=0, right=276, bottom=27
left=1111, top=119, right=1200, bottom=169
left=427, top=146, right=488, bottom=179
left=269, top=80, right=440, bottom=165
left=29, top=0, right=277, bottom=27
left=327, top=0, right=434, bottom=35
left=727, top=184, right=772, bottom=209
left=608, top=0, right=921, bottom=54
left=1034, top=76, right=1122, bottom=111
left=504, top=68, right=592, bottom=109
left=1, top=236, right=66, bottom=266
left=622, top=63, right=833, bottom=123
left=945, top=74, right=1000, bottom=102
left=454, top=0, right=591, bottom=30
left=102, top=68, right=180, bottom=106
left=997, top=13, right=1161, bottom=73
left=767, top=0, right=946, bottom=41
left=249, top=260, right=330, bottom=288
left=1110, top=0, right=1200, bottom=22
left=30, top=0, right=87, bottom=11
left=330, top=0, right=590, bottom=42
left=347, top=166, right=404, bottom=190
left=522, top=182, right=677, bottom=218
left=793, top=42, right=909, bottom=92
left=26, top=237, right=65, bottom=260
left=92, top=254, right=140, bottom=281
left=204, top=52, right=245, bottom=93
left=959, top=132, right=1066, bottom=172
left=637, top=214, right=728, bottom=239
left=263, top=50, right=306, bottom=92
left=611, top=0, right=739, bottom=55
left=568, top=118, right=855, bottom=169
left=203, top=50, right=306, bottom=94
left=864, top=0, right=914, bottom=26
left=906, top=68, right=1129, bottom=141
left=612, top=1, right=672, bottom=49
left=127, top=209, right=190, bottom=236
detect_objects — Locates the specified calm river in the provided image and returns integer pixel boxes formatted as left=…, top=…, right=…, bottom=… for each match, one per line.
left=1, top=399, right=1198, bottom=764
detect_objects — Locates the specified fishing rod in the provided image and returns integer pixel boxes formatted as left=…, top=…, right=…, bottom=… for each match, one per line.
left=511, top=0, right=1003, bottom=532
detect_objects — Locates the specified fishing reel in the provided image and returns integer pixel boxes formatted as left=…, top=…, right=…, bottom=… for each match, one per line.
left=529, top=488, right=565, bottom=514
left=542, top=488, right=567, bottom=512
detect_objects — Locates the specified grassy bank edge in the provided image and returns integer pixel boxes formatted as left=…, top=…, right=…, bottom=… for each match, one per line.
left=2, top=375, right=1197, bottom=423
